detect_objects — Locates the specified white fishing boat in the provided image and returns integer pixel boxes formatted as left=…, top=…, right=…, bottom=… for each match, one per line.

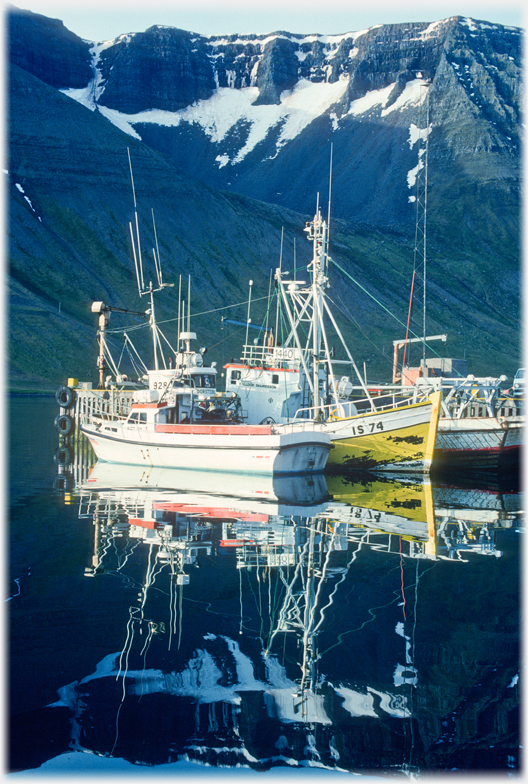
left=224, top=204, right=441, bottom=473
left=78, top=157, right=332, bottom=476
left=81, top=386, right=331, bottom=475
left=82, top=304, right=332, bottom=475
left=392, top=316, right=524, bottom=475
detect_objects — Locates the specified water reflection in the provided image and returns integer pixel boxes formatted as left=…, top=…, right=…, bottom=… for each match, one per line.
left=44, top=462, right=520, bottom=773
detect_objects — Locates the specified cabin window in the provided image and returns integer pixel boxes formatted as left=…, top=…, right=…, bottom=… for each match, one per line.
left=192, top=374, right=215, bottom=388
left=272, top=374, right=279, bottom=385
left=231, top=370, right=241, bottom=382
left=128, top=412, right=139, bottom=422
left=139, top=412, right=147, bottom=423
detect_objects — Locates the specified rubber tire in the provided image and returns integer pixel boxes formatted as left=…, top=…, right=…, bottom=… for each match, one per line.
left=54, top=446, right=72, bottom=467
left=54, top=413, right=73, bottom=435
left=55, top=385, right=75, bottom=408
left=53, top=474, right=71, bottom=492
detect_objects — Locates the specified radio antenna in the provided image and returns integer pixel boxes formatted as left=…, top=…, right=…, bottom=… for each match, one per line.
left=327, top=143, right=333, bottom=248
left=127, top=148, right=145, bottom=293
left=151, top=209, right=163, bottom=287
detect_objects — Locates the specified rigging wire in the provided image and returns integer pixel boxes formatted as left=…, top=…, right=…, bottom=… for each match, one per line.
left=327, top=261, right=447, bottom=373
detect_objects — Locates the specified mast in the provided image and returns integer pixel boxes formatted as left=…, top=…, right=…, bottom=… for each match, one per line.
left=149, top=282, right=159, bottom=370
left=127, top=149, right=174, bottom=372
left=405, top=80, right=431, bottom=371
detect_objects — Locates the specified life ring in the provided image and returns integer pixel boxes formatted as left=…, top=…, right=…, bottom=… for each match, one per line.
left=54, top=445, right=72, bottom=467
left=55, top=385, right=75, bottom=408
left=54, top=413, right=73, bottom=435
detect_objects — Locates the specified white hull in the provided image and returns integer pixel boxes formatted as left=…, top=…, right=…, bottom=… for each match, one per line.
left=81, top=421, right=331, bottom=476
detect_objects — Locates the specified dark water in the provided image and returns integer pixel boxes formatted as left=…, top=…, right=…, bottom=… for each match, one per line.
left=7, top=397, right=521, bottom=776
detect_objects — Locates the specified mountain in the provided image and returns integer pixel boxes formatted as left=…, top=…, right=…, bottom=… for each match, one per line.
left=6, top=7, right=523, bottom=391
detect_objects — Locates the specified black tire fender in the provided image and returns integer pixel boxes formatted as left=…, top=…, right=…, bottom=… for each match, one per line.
left=54, top=445, right=72, bottom=467
left=55, top=385, right=75, bottom=408
left=54, top=413, right=73, bottom=435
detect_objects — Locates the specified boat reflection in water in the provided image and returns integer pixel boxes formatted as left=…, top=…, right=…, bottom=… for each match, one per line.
left=54, top=463, right=519, bottom=774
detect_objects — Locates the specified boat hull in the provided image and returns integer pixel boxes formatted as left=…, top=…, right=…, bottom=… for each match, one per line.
left=324, top=393, right=441, bottom=473
left=81, top=421, right=331, bottom=476
left=434, top=417, right=523, bottom=471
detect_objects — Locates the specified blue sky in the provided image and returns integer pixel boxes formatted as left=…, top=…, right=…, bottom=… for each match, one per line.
left=8, top=0, right=525, bottom=41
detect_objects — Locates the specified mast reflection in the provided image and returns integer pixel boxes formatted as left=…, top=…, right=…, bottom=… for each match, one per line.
left=62, top=463, right=520, bottom=772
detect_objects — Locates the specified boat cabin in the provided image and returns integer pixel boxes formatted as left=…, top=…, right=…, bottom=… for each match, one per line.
left=127, top=385, right=241, bottom=428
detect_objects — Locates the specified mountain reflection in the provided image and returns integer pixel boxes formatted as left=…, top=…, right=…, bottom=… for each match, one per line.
left=41, top=463, right=520, bottom=773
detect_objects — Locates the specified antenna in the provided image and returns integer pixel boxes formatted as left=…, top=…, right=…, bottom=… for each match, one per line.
left=245, top=280, right=253, bottom=348
left=187, top=275, right=191, bottom=333
left=129, top=221, right=142, bottom=297
left=327, top=143, right=333, bottom=246
left=151, top=209, right=163, bottom=287
left=127, top=147, right=137, bottom=210
left=276, top=228, right=284, bottom=342
left=177, top=274, right=182, bottom=347
left=128, top=148, right=145, bottom=293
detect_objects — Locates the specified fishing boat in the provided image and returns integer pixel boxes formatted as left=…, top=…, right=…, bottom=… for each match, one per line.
left=77, top=157, right=332, bottom=476
left=391, top=288, right=524, bottom=476
left=224, top=205, right=441, bottom=473
left=81, top=303, right=332, bottom=475
left=81, top=382, right=331, bottom=475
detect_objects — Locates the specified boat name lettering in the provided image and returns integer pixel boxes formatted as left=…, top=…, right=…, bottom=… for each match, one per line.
left=350, top=421, right=384, bottom=435
left=241, top=382, right=275, bottom=389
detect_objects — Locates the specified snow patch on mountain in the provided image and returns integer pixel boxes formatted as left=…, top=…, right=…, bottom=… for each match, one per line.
left=63, top=74, right=429, bottom=164
left=62, top=40, right=124, bottom=113
left=347, top=78, right=428, bottom=119
left=82, top=76, right=350, bottom=162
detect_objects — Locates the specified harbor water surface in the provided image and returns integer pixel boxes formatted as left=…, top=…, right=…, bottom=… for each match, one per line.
left=7, top=397, right=521, bottom=776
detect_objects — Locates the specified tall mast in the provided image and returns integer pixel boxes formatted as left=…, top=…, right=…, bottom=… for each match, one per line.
left=127, top=149, right=173, bottom=370
left=406, top=80, right=431, bottom=370
left=422, top=89, right=430, bottom=362
left=150, top=283, right=159, bottom=370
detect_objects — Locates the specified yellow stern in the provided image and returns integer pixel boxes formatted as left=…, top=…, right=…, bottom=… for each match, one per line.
left=325, top=391, right=442, bottom=473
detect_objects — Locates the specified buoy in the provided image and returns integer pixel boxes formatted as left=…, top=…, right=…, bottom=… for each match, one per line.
left=55, top=385, right=75, bottom=408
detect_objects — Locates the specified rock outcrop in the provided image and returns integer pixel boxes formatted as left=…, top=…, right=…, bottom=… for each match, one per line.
left=8, top=6, right=92, bottom=89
